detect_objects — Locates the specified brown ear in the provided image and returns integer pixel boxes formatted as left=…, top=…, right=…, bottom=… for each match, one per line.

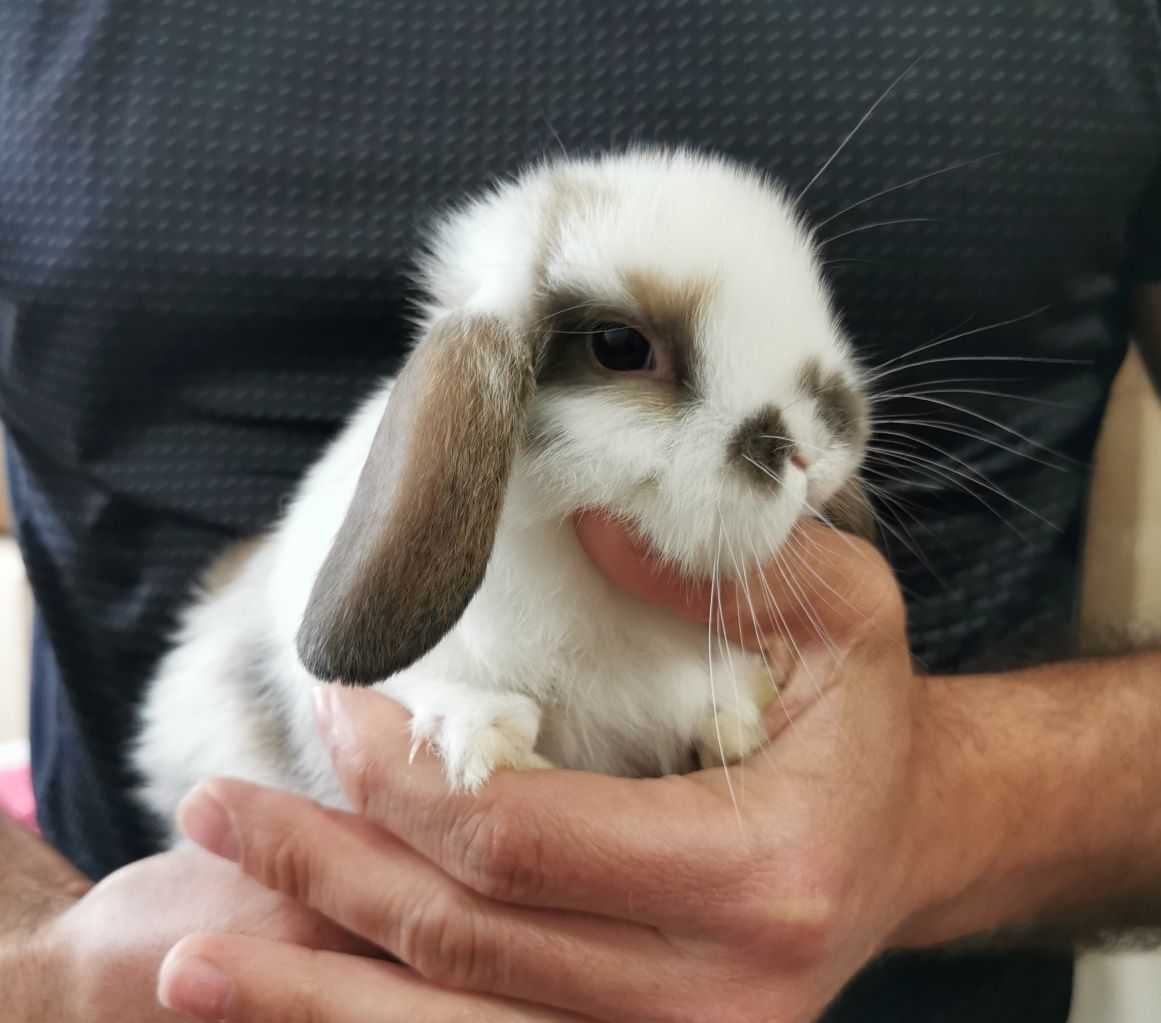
left=296, top=314, right=538, bottom=684
left=822, top=476, right=878, bottom=543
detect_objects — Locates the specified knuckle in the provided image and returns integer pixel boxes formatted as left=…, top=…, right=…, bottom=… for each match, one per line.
left=853, top=548, right=906, bottom=626
left=452, top=802, right=546, bottom=902
left=753, top=864, right=848, bottom=970
left=264, top=836, right=315, bottom=904
left=397, top=887, right=500, bottom=992
left=867, top=573, right=906, bottom=628
left=240, top=802, right=327, bottom=905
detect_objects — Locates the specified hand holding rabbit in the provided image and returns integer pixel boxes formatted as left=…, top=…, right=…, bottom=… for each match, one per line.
left=161, top=521, right=949, bottom=1023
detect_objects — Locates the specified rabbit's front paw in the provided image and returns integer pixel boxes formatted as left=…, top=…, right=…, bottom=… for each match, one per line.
left=409, top=691, right=552, bottom=792
left=695, top=696, right=767, bottom=768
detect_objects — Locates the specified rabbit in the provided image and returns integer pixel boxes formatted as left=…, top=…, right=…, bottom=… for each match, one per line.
left=134, top=147, right=872, bottom=840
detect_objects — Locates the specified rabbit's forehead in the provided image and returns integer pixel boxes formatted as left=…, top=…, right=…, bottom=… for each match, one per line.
left=697, top=270, right=854, bottom=408
left=538, top=184, right=853, bottom=405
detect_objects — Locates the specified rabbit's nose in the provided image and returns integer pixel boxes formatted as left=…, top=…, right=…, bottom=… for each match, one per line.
left=790, top=449, right=811, bottom=471
left=730, top=405, right=792, bottom=487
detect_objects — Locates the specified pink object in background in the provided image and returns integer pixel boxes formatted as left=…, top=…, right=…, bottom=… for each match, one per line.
left=0, top=743, right=37, bottom=834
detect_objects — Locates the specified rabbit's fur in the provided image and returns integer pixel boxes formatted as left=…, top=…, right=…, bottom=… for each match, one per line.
left=135, top=148, right=870, bottom=837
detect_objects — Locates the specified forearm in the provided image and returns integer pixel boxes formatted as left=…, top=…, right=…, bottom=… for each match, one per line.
left=0, top=812, right=91, bottom=934
left=0, top=813, right=90, bottom=1021
left=900, top=650, right=1161, bottom=949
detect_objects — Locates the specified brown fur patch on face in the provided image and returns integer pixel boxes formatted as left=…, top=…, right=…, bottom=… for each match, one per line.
left=527, top=177, right=715, bottom=446
left=798, top=358, right=869, bottom=450
left=619, top=269, right=714, bottom=386
left=533, top=171, right=609, bottom=295
left=297, top=314, right=536, bottom=684
left=529, top=272, right=715, bottom=445
left=730, top=405, right=792, bottom=488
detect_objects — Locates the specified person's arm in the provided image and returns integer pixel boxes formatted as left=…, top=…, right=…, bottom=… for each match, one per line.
left=0, top=796, right=377, bottom=1022
left=905, top=650, right=1161, bottom=948
left=148, top=519, right=1161, bottom=1023
left=0, top=814, right=90, bottom=1020
left=577, top=512, right=1161, bottom=949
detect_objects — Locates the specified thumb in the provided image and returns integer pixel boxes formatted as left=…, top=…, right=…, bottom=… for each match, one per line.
left=573, top=510, right=899, bottom=651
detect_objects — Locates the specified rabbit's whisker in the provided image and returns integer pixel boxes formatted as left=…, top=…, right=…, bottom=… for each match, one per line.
left=873, top=392, right=1082, bottom=466
left=707, top=520, right=742, bottom=822
left=819, top=217, right=938, bottom=247
left=796, top=45, right=936, bottom=203
left=812, top=151, right=1004, bottom=231
left=865, top=441, right=1046, bottom=541
left=870, top=416, right=1072, bottom=473
left=865, top=306, right=1053, bottom=378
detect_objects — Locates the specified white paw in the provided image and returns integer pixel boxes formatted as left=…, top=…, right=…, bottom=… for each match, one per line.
left=408, top=691, right=552, bottom=792
left=695, top=695, right=767, bottom=769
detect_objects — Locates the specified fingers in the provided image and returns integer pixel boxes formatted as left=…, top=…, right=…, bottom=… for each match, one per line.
left=309, top=686, right=770, bottom=933
left=574, top=511, right=902, bottom=649
left=573, top=509, right=715, bottom=619
left=158, top=933, right=592, bottom=1022
left=177, top=777, right=712, bottom=1018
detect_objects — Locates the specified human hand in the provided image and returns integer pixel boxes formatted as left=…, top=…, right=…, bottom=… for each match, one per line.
left=166, top=519, right=973, bottom=1023
left=24, top=843, right=370, bottom=1022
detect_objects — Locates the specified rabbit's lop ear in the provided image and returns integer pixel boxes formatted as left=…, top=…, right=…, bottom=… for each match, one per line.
left=297, top=313, right=538, bottom=685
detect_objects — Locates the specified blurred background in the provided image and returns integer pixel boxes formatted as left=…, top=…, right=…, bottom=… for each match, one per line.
left=1, top=350, right=1160, bottom=1019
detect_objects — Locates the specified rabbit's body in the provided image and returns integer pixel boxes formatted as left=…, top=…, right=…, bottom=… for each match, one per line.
left=137, top=379, right=766, bottom=835
left=135, top=148, right=868, bottom=836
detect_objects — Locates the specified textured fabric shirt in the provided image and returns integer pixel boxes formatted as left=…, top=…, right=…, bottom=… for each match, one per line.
left=1, top=2, right=1159, bottom=1020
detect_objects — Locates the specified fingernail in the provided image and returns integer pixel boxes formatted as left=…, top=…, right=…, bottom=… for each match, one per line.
left=178, top=787, right=240, bottom=862
left=158, top=953, right=236, bottom=1021
left=313, top=685, right=334, bottom=742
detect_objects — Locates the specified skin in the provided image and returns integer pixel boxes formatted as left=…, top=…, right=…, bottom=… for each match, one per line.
left=153, top=517, right=1161, bottom=1023
left=1, top=288, right=1159, bottom=1021
left=0, top=830, right=375, bottom=1023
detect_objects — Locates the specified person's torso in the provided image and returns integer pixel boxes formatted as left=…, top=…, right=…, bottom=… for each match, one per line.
left=1, top=3, right=1158, bottom=1019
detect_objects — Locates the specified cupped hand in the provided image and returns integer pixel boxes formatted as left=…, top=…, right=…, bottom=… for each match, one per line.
left=165, top=518, right=964, bottom=1023
left=41, top=843, right=371, bottom=1022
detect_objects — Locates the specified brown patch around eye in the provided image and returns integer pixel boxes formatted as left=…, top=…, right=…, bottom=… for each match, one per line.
left=798, top=358, right=868, bottom=449
left=532, top=272, right=713, bottom=387
left=528, top=177, right=714, bottom=431
left=527, top=333, right=685, bottom=450
left=530, top=280, right=706, bottom=438
left=620, top=269, right=714, bottom=387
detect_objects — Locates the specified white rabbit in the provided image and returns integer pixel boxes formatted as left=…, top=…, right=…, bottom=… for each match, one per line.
left=134, top=147, right=871, bottom=839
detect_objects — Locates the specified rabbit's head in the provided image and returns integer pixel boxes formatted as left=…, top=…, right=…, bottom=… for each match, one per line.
left=298, top=149, right=870, bottom=684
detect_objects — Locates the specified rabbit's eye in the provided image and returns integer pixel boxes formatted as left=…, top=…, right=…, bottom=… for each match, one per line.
left=590, top=325, right=655, bottom=372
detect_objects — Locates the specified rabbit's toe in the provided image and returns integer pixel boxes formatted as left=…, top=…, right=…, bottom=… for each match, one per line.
left=409, top=691, right=550, bottom=792
left=696, top=698, right=767, bottom=768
